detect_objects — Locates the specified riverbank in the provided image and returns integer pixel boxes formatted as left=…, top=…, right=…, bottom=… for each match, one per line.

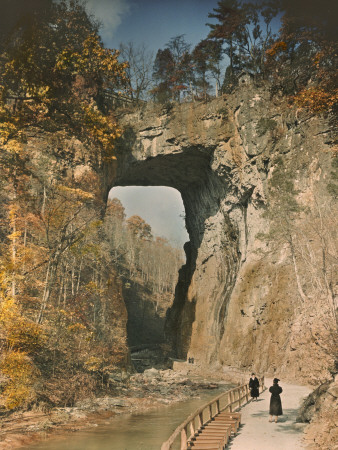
left=0, top=368, right=230, bottom=449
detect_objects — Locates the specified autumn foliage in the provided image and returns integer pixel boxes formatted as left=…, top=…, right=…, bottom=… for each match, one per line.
left=0, top=0, right=128, bottom=162
left=150, top=0, right=337, bottom=114
left=0, top=0, right=131, bottom=410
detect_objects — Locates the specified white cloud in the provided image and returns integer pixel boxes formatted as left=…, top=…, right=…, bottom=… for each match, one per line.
left=86, top=0, right=130, bottom=42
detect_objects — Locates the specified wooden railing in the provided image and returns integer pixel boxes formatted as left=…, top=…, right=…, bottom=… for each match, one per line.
left=161, top=377, right=265, bottom=450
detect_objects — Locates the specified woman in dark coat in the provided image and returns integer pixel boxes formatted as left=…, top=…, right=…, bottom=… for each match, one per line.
left=249, top=373, right=260, bottom=400
left=269, top=378, right=283, bottom=422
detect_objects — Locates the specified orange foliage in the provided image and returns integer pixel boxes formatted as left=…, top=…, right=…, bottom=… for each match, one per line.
left=293, top=87, right=338, bottom=113
left=266, top=41, right=288, bottom=57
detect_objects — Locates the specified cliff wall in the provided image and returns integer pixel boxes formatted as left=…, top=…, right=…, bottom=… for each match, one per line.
left=105, top=79, right=336, bottom=384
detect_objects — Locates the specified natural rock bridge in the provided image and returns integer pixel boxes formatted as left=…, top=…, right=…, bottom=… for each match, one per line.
left=103, top=81, right=333, bottom=380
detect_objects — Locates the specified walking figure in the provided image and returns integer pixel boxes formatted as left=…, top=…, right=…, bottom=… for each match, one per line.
left=249, top=373, right=260, bottom=400
left=269, top=378, right=283, bottom=423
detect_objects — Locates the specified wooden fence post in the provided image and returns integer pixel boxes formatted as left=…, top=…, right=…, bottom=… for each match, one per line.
left=198, top=412, right=203, bottom=428
left=181, top=426, right=188, bottom=450
left=189, top=420, right=195, bottom=439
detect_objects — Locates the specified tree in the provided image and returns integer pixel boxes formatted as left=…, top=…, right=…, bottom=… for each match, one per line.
left=152, top=48, right=175, bottom=102
left=152, top=35, right=193, bottom=102
left=207, top=0, right=278, bottom=90
left=0, top=0, right=128, bottom=164
left=192, top=39, right=223, bottom=98
left=192, top=40, right=212, bottom=99
left=126, top=215, right=152, bottom=242
left=0, top=1, right=131, bottom=410
left=265, top=0, right=337, bottom=113
left=119, top=42, right=154, bottom=101
left=207, top=0, right=243, bottom=83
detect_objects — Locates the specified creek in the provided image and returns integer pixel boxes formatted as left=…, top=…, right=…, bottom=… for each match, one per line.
left=25, top=385, right=231, bottom=450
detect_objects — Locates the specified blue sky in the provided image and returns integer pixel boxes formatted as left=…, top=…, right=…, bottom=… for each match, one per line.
left=87, top=0, right=219, bottom=247
left=86, top=0, right=219, bottom=53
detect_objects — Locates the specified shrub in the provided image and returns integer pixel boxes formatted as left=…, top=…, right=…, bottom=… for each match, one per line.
left=0, top=350, right=38, bottom=409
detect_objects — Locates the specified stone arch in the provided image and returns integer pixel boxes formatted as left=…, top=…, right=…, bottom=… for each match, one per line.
left=102, top=99, right=243, bottom=362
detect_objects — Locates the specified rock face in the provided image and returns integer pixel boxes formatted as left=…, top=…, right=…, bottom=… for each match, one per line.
left=299, top=375, right=338, bottom=449
left=105, top=79, right=336, bottom=384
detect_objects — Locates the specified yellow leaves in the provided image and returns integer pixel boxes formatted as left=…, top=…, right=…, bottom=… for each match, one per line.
left=266, top=41, right=287, bottom=57
left=3, top=140, right=24, bottom=154
left=68, top=323, right=86, bottom=333
left=7, top=231, right=22, bottom=242
left=0, top=122, right=19, bottom=146
left=0, top=350, right=38, bottom=410
left=0, top=298, right=18, bottom=322
left=55, top=49, right=78, bottom=71
left=293, top=87, right=338, bottom=113
left=1, top=383, right=36, bottom=410
left=0, top=298, right=46, bottom=353
left=0, top=350, right=37, bottom=381
left=55, top=34, right=128, bottom=86
left=8, top=202, right=19, bottom=223
left=79, top=102, right=123, bottom=157
left=85, top=280, right=99, bottom=292
left=57, top=185, right=95, bottom=201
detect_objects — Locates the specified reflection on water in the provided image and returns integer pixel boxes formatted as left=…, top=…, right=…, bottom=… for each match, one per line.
left=26, top=386, right=231, bottom=450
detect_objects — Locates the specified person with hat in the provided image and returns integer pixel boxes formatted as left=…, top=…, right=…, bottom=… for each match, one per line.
left=249, top=373, right=260, bottom=400
left=269, top=378, right=283, bottom=422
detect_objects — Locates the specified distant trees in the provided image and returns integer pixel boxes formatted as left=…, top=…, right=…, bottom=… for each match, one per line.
left=0, top=143, right=186, bottom=410
left=105, top=203, right=184, bottom=294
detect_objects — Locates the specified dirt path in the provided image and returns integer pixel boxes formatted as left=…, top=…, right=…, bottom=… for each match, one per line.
left=229, top=378, right=311, bottom=450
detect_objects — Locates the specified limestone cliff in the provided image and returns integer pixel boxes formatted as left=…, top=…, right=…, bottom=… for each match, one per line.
left=105, top=77, right=336, bottom=384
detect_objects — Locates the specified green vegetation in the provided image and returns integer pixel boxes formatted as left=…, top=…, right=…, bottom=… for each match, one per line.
left=256, top=118, right=277, bottom=137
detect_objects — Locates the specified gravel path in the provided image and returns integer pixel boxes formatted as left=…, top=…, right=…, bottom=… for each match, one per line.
left=229, top=378, right=311, bottom=450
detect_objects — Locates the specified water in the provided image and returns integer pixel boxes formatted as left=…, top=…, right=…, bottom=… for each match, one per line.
left=26, top=386, right=231, bottom=450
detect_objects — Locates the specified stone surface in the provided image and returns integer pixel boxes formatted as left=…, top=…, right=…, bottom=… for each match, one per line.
left=301, top=376, right=338, bottom=449
left=104, top=84, right=336, bottom=384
